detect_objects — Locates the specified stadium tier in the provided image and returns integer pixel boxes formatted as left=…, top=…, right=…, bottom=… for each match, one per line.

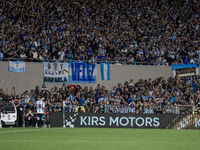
left=0, top=0, right=200, bottom=130
left=0, top=0, right=200, bottom=65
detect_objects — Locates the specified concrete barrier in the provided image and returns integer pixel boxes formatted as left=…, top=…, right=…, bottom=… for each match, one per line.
left=0, top=61, right=173, bottom=95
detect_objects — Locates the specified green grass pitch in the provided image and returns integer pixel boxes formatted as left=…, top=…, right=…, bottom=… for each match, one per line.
left=0, top=127, right=199, bottom=150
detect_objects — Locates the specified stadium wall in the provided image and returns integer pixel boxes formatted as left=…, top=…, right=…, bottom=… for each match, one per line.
left=0, top=61, right=173, bottom=95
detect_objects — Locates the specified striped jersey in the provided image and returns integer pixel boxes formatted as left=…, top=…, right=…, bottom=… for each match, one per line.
left=44, top=68, right=53, bottom=75
left=36, top=100, right=45, bottom=114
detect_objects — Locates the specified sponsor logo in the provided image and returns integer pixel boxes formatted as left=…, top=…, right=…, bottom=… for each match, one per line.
left=7, top=114, right=10, bottom=120
left=65, top=113, right=78, bottom=126
left=80, top=116, right=106, bottom=126
left=66, top=114, right=160, bottom=127
left=195, top=118, right=200, bottom=127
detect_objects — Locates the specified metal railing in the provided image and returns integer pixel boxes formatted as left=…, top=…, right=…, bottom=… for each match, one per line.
left=1, top=57, right=198, bottom=66
left=61, top=104, right=195, bottom=114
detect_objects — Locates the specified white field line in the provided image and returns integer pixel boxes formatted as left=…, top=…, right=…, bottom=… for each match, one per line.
left=0, top=140, right=198, bottom=144
left=0, top=128, right=62, bottom=134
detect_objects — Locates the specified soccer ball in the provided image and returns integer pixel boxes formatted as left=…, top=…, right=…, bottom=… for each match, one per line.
left=63, top=125, right=66, bottom=128
left=70, top=124, right=74, bottom=128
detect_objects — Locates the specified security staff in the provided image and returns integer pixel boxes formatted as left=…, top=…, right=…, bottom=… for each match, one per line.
left=16, top=98, right=25, bottom=127
left=75, top=104, right=85, bottom=113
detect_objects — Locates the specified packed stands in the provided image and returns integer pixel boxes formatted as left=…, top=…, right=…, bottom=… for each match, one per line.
left=0, top=0, right=200, bottom=65
left=0, top=75, right=199, bottom=119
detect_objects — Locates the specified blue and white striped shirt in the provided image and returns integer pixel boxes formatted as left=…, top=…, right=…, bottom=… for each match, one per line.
left=36, top=100, right=45, bottom=114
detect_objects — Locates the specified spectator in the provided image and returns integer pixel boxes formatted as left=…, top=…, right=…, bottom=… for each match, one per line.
left=16, top=98, right=25, bottom=127
left=0, top=0, right=199, bottom=65
left=2, top=0, right=200, bottom=119
left=2, top=74, right=200, bottom=117
left=25, top=107, right=34, bottom=127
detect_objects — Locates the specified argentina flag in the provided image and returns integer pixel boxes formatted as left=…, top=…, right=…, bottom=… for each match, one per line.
left=9, top=61, right=26, bottom=73
left=100, top=62, right=110, bottom=80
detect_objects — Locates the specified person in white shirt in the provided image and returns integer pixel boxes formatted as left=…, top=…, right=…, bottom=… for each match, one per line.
left=36, top=97, right=45, bottom=128
left=189, top=56, right=195, bottom=64
left=161, top=55, right=167, bottom=66
left=127, top=54, right=135, bottom=64
left=31, top=39, right=38, bottom=47
left=58, top=50, right=65, bottom=61
left=121, top=47, right=127, bottom=54
left=20, top=51, right=27, bottom=59
left=98, top=94, right=105, bottom=103
left=23, top=95, right=30, bottom=104
left=32, top=49, right=38, bottom=61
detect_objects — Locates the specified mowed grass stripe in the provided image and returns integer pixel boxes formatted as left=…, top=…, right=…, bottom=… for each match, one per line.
left=0, top=140, right=199, bottom=143
left=0, top=128, right=199, bottom=150
left=0, top=127, right=62, bottom=133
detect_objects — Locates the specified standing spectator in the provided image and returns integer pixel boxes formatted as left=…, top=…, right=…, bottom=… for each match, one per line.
left=16, top=98, right=25, bottom=127
left=25, top=107, right=34, bottom=127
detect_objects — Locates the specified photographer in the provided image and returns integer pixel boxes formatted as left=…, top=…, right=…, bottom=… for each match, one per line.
left=75, top=104, right=85, bottom=113
left=45, top=100, right=52, bottom=127
left=24, top=106, right=34, bottom=127
left=94, top=105, right=100, bottom=113
left=193, top=102, right=200, bottom=115
left=193, top=108, right=200, bottom=115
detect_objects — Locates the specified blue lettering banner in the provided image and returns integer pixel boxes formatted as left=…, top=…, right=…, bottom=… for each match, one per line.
left=69, top=62, right=97, bottom=83
left=44, top=62, right=68, bottom=84
left=171, top=64, right=199, bottom=78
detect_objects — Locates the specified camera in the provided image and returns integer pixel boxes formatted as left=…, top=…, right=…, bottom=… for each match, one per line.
left=197, top=103, right=200, bottom=108
left=78, top=106, right=81, bottom=112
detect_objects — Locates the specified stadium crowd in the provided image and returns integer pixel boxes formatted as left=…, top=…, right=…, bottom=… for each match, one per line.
left=1, top=75, right=200, bottom=127
left=0, top=0, right=200, bottom=65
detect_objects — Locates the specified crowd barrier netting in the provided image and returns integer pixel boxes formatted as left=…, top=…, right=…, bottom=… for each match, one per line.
left=59, top=104, right=195, bottom=114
